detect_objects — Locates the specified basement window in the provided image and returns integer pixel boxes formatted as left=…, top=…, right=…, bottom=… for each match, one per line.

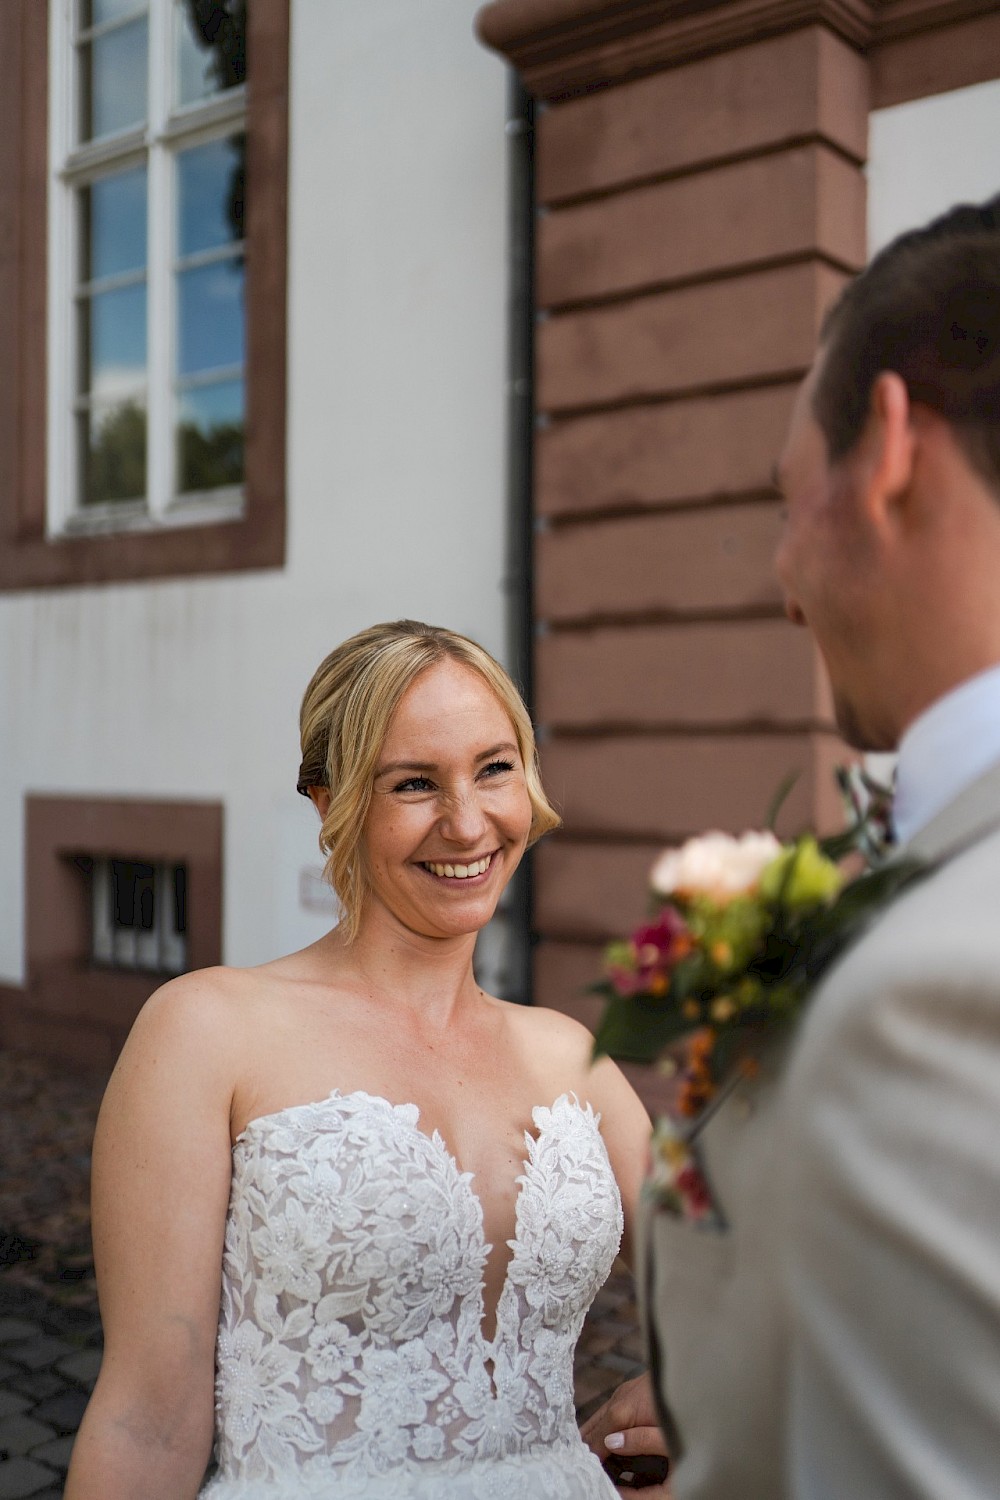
left=90, top=857, right=188, bottom=974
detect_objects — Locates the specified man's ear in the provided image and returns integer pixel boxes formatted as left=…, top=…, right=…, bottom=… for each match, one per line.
left=308, top=786, right=332, bottom=819
left=864, top=371, right=917, bottom=532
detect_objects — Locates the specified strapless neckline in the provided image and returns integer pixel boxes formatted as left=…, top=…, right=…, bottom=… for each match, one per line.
left=206, top=1087, right=623, bottom=1497
left=234, top=1088, right=591, bottom=1354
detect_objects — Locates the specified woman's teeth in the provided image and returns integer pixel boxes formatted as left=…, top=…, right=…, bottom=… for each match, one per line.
left=424, top=855, right=492, bottom=880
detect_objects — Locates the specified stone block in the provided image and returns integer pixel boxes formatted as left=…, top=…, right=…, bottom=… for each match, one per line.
left=0, top=1413, right=57, bottom=1457
left=0, top=1457, right=58, bottom=1499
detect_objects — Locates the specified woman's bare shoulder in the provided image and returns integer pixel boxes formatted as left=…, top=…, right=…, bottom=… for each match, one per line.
left=501, top=1000, right=648, bottom=1125
left=503, top=1000, right=596, bottom=1064
left=118, top=962, right=281, bottom=1088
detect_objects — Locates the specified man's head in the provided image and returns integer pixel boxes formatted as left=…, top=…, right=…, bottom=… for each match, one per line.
left=775, top=195, right=1000, bottom=751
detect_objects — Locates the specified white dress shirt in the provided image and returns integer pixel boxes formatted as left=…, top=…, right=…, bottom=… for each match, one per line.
left=893, top=661, right=1000, bottom=845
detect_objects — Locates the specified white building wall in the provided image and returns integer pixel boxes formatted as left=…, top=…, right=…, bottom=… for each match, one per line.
left=0, top=0, right=511, bottom=981
left=868, top=77, right=1000, bottom=253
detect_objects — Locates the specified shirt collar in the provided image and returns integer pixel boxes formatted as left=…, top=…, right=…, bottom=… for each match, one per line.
left=893, top=662, right=1000, bottom=846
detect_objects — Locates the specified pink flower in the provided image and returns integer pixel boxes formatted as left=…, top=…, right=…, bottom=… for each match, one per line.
left=651, top=831, right=782, bottom=904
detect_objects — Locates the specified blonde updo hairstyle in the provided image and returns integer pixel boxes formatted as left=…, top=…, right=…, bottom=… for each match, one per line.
left=297, top=620, right=561, bottom=941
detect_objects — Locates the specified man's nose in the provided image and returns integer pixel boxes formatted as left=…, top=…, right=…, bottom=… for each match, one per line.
left=783, top=597, right=807, bottom=627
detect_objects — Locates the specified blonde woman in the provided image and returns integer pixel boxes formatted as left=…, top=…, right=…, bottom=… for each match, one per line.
left=66, top=620, right=666, bottom=1499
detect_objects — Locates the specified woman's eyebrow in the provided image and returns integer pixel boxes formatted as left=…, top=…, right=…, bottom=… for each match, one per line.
left=376, top=742, right=518, bottom=779
left=376, top=760, right=434, bottom=778
left=475, top=741, right=518, bottom=762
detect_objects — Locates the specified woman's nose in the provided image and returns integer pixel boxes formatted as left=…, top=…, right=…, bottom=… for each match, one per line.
left=439, top=791, right=488, bottom=844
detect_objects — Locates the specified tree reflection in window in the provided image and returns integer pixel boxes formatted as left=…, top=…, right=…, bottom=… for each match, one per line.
left=83, top=401, right=147, bottom=507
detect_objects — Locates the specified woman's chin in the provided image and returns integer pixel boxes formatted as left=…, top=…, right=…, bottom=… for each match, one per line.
left=405, top=893, right=502, bottom=943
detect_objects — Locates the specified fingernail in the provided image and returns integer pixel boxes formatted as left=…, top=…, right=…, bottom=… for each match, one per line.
left=605, top=1432, right=625, bottom=1450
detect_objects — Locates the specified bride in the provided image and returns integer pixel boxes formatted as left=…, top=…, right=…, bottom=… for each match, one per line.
left=65, top=620, right=666, bottom=1499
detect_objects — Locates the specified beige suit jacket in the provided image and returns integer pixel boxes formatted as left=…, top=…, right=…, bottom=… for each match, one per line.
left=642, top=760, right=1000, bottom=1499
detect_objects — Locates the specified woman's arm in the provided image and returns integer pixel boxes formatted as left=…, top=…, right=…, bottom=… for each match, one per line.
left=583, top=1056, right=672, bottom=1494
left=65, top=972, right=239, bottom=1500
left=585, top=1053, right=652, bottom=1266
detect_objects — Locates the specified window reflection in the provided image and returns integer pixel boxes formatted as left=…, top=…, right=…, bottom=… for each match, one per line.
left=178, top=137, right=244, bottom=253
left=177, top=261, right=244, bottom=377
left=174, top=129, right=245, bottom=495
left=80, top=284, right=147, bottom=401
left=81, top=0, right=146, bottom=25
left=80, top=401, right=147, bottom=506
left=77, top=163, right=148, bottom=506
left=177, top=378, right=244, bottom=493
left=175, top=0, right=247, bottom=107
left=82, top=168, right=147, bottom=282
left=63, top=2, right=248, bottom=519
left=79, top=16, right=148, bottom=141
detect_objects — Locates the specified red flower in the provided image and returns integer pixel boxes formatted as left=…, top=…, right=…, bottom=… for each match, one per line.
left=676, top=1164, right=712, bottom=1218
left=633, top=909, right=687, bottom=963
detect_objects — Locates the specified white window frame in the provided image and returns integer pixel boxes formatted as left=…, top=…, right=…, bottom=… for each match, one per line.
left=47, top=0, right=247, bottom=537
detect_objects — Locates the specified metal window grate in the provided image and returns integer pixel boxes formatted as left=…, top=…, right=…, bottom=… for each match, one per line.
left=91, top=857, right=188, bottom=975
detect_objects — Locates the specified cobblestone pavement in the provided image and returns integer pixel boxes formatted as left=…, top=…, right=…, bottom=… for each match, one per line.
left=0, top=1280, right=102, bottom=1499
left=0, top=1046, right=645, bottom=1494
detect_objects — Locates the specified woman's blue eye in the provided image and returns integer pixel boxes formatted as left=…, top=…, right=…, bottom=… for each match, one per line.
left=391, top=760, right=514, bottom=795
left=480, top=759, right=515, bottom=778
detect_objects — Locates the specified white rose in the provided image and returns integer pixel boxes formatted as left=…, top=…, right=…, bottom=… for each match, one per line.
left=650, top=830, right=782, bottom=904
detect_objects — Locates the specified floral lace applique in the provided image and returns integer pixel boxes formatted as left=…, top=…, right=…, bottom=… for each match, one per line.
left=203, top=1091, right=622, bottom=1498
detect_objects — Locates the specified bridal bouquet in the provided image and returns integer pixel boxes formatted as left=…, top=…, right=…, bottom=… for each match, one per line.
left=592, top=780, right=925, bottom=1221
left=592, top=778, right=922, bottom=1121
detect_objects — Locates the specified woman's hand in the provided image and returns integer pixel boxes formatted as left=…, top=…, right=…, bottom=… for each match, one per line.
left=580, top=1371, right=672, bottom=1496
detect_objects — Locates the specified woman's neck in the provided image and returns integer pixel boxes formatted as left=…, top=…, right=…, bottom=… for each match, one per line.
left=326, top=906, right=483, bottom=1032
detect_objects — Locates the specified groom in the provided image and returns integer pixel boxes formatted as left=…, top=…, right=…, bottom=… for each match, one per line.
left=585, top=195, right=1000, bottom=1496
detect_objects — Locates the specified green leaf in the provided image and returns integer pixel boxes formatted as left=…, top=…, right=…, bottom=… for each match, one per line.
left=592, top=993, right=693, bottom=1063
left=765, top=770, right=800, bottom=831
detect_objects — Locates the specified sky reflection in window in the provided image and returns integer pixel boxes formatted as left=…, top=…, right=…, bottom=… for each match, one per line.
left=177, top=260, right=244, bottom=377
left=80, top=18, right=148, bottom=141
left=82, top=284, right=147, bottom=402
left=83, top=167, right=147, bottom=283
left=177, top=138, right=243, bottom=255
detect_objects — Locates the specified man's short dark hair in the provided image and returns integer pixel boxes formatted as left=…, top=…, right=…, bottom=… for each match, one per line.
left=813, top=195, right=1000, bottom=495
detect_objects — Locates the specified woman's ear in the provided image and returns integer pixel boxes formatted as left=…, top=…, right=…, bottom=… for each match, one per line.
left=308, top=787, right=332, bottom=819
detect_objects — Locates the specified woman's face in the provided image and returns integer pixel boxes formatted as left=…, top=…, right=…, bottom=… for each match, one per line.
left=360, top=659, right=534, bottom=942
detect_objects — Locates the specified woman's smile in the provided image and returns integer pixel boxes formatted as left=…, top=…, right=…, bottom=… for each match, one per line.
left=418, top=850, right=499, bottom=883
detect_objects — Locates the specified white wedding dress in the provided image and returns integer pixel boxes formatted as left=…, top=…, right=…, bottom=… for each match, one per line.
left=202, top=1089, right=623, bottom=1498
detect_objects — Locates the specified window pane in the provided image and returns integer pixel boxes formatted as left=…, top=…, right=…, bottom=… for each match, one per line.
left=175, top=0, right=246, bottom=106
left=177, top=258, right=243, bottom=376
left=82, top=0, right=147, bottom=26
left=80, top=283, right=147, bottom=401
left=111, top=860, right=156, bottom=928
left=80, top=400, right=147, bottom=505
left=81, top=166, right=147, bottom=283
left=176, top=378, right=243, bottom=492
left=177, top=136, right=244, bottom=256
left=80, top=17, right=148, bottom=141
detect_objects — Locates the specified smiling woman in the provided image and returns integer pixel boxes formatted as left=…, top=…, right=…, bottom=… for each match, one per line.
left=296, top=620, right=560, bottom=941
left=65, top=620, right=661, bottom=1500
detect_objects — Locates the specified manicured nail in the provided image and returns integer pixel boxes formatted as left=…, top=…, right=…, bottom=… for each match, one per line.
left=605, top=1432, right=625, bottom=1450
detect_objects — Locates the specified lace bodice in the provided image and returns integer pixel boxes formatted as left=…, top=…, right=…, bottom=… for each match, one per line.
left=202, top=1090, right=623, bottom=1498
